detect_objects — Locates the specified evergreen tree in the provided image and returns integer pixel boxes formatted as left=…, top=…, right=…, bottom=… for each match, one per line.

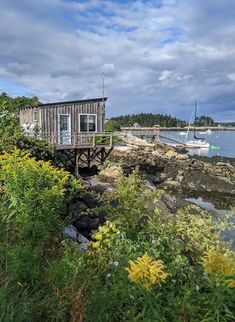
left=110, top=113, right=187, bottom=127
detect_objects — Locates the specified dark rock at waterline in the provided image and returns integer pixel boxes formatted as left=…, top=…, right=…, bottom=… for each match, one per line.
left=68, top=189, right=107, bottom=237
left=69, top=200, right=88, bottom=216
left=80, top=192, right=102, bottom=208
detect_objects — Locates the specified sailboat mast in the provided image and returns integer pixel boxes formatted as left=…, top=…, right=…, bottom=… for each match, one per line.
left=194, top=100, right=197, bottom=138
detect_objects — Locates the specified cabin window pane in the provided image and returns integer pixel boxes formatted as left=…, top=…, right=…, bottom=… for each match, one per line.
left=60, top=115, right=69, bottom=131
left=80, top=114, right=96, bottom=132
left=88, top=115, right=96, bottom=132
left=80, top=115, right=88, bottom=132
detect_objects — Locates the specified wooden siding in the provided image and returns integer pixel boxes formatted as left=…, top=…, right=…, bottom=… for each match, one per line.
left=20, top=107, right=40, bottom=128
left=20, top=100, right=105, bottom=134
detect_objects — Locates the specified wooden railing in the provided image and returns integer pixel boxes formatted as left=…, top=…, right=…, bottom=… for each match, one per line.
left=25, top=132, right=114, bottom=149
left=24, top=127, right=161, bottom=149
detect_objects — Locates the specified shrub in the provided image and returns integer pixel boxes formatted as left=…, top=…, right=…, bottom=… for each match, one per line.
left=79, top=173, right=235, bottom=322
left=105, top=120, right=121, bottom=132
left=0, top=148, right=82, bottom=321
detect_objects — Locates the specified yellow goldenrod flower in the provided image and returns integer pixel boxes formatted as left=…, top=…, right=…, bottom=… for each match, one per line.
left=202, top=249, right=235, bottom=277
left=226, top=279, right=235, bottom=288
left=125, top=253, right=169, bottom=292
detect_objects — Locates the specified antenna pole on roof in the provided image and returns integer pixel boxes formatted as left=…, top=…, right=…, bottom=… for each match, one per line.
left=101, top=72, right=106, bottom=131
left=102, top=72, right=105, bottom=109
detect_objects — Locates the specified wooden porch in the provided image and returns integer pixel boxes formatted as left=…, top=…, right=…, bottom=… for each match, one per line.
left=36, top=132, right=114, bottom=150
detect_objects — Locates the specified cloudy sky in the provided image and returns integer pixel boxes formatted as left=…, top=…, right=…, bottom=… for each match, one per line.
left=0, top=0, right=235, bottom=121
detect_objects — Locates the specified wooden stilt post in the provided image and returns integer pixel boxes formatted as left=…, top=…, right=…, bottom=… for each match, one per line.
left=87, top=148, right=91, bottom=169
left=101, top=147, right=105, bottom=164
left=74, top=149, right=79, bottom=177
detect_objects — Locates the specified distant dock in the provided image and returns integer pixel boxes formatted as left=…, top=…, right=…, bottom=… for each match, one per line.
left=121, top=126, right=235, bottom=132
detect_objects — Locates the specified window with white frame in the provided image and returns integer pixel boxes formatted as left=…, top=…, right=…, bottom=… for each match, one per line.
left=79, top=114, right=97, bottom=132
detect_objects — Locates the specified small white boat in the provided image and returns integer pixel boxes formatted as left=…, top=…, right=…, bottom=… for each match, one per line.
left=184, top=101, right=210, bottom=149
left=184, top=139, right=210, bottom=148
left=179, top=131, right=187, bottom=135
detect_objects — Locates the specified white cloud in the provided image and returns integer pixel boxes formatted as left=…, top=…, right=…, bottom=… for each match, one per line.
left=0, top=0, right=234, bottom=120
left=159, top=70, right=173, bottom=81
left=228, top=73, right=235, bottom=81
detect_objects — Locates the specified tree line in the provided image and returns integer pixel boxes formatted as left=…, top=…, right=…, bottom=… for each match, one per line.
left=0, top=92, right=40, bottom=111
left=110, top=113, right=188, bottom=128
left=110, top=113, right=217, bottom=128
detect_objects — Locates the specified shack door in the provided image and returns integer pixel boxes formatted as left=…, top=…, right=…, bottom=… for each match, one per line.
left=59, top=114, right=71, bottom=144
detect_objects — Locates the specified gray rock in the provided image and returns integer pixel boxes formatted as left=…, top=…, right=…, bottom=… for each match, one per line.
left=63, top=224, right=78, bottom=241
left=77, top=233, right=89, bottom=250
left=163, top=180, right=180, bottom=188
left=176, top=154, right=189, bottom=160
left=63, top=225, right=89, bottom=251
left=176, top=175, right=184, bottom=182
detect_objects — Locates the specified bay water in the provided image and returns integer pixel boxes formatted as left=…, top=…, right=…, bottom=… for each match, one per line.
left=160, top=130, right=235, bottom=158
left=159, top=130, right=235, bottom=247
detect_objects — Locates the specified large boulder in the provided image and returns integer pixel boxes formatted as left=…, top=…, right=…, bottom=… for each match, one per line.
left=98, top=165, right=123, bottom=183
left=165, top=149, right=178, bottom=159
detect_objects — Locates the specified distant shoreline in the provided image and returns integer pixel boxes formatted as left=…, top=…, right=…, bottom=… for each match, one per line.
left=121, top=126, right=235, bottom=131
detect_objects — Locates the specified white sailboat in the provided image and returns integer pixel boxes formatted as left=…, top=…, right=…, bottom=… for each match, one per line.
left=184, top=101, right=210, bottom=148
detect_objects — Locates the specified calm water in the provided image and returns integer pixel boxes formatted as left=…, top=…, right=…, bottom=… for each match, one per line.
left=185, top=197, right=235, bottom=250
left=159, top=131, right=235, bottom=246
left=160, top=130, right=235, bottom=158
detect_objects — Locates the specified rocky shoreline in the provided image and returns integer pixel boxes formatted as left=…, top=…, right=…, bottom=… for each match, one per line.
left=68, top=136, right=235, bottom=244
left=107, top=135, right=235, bottom=198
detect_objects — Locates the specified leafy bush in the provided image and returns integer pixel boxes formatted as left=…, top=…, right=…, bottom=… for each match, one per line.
left=0, top=144, right=234, bottom=321
left=105, top=120, right=121, bottom=132
left=0, top=149, right=83, bottom=321
left=77, top=173, right=235, bottom=322
left=0, top=99, right=68, bottom=168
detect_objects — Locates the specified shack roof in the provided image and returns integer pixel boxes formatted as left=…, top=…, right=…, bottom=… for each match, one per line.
left=20, top=97, right=107, bottom=109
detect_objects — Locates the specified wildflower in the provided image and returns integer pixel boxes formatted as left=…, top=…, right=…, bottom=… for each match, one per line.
left=226, top=279, right=235, bottom=288
left=125, top=253, right=169, bottom=292
left=202, top=249, right=235, bottom=277
left=113, top=261, right=119, bottom=267
left=195, top=285, right=200, bottom=291
left=106, top=273, right=111, bottom=278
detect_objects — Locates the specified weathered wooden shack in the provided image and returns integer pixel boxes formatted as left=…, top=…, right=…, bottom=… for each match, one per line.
left=20, top=97, right=108, bottom=147
left=19, top=97, right=113, bottom=173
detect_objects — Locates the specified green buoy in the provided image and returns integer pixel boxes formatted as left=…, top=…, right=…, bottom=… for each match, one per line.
left=211, top=145, right=220, bottom=150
